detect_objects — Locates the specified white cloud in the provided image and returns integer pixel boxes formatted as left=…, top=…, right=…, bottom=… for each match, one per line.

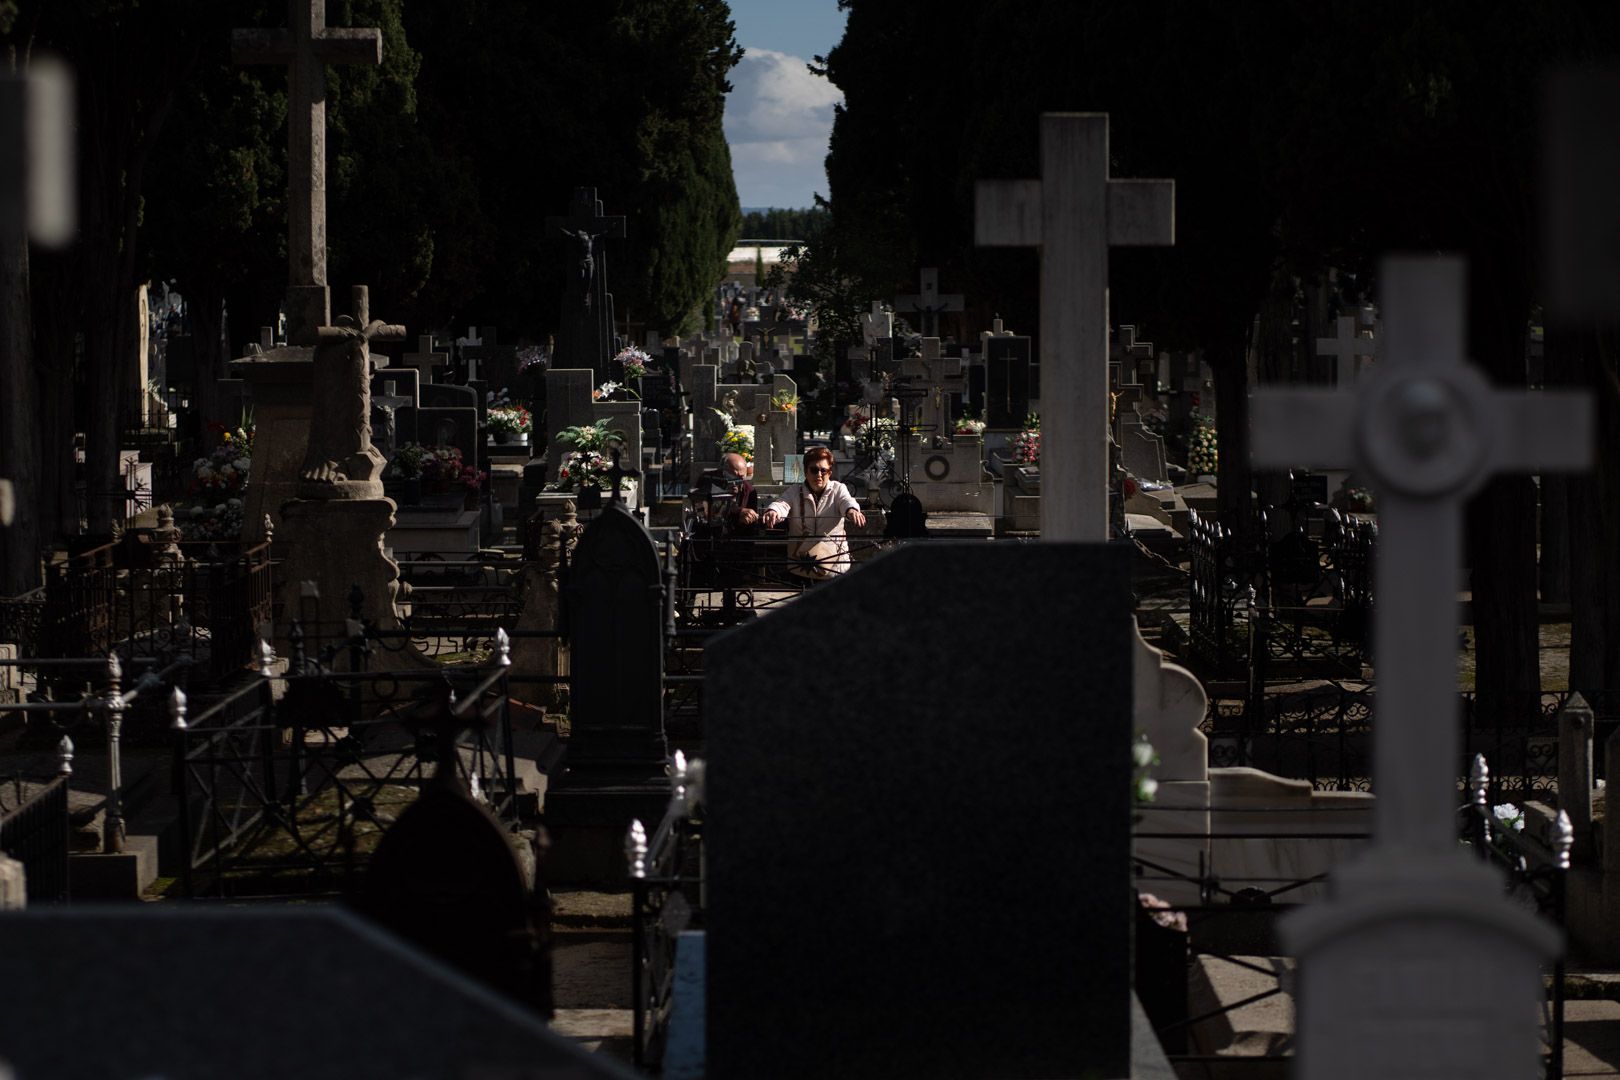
left=725, top=46, right=842, bottom=208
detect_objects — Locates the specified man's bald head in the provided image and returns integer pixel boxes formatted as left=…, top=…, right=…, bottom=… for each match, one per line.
left=722, top=453, right=749, bottom=478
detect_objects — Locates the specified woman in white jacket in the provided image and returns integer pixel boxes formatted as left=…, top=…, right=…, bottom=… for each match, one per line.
left=761, top=446, right=866, bottom=578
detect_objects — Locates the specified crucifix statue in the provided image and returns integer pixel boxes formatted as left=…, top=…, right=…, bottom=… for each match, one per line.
left=546, top=188, right=626, bottom=380
left=233, top=1, right=383, bottom=346
left=895, top=268, right=964, bottom=338
left=1254, top=255, right=1584, bottom=1079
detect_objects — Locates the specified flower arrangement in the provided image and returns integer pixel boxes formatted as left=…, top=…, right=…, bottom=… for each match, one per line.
left=557, top=418, right=624, bottom=454
left=1188, top=412, right=1218, bottom=476
left=954, top=411, right=986, bottom=437
left=613, top=345, right=651, bottom=380
left=1010, top=413, right=1040, bottom=465
left=488, top=405, right=532, bottom=435
left=769, top=389, right=799, bottom=412
left=191, top=426, right=254, bottom=497
left=182, top=498, right=245, bottom=542
left=1342, top=483, right=1374, bottom=512
left=719, top=424, right=755, bottom=461
left=856, top=415, right=897, bottom=451
left=388, top=443, right=483, bottom=490
left=557, top=448, right=614, bottom=491
left=515, top=345, right=547, bottom=374
left=594, top=380, right=639, bottom=402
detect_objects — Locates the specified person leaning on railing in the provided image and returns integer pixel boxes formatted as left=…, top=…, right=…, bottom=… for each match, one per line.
left=761, top=446, right=866, bottom=579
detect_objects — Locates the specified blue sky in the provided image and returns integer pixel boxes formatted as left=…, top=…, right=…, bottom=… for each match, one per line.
left=724, top=1, right=848, bottom=209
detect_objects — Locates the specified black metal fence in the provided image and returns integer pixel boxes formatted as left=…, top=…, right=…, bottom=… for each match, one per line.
left=41, top=540, right=272, bottom=683
left=0, top=775, right=69, bottom=903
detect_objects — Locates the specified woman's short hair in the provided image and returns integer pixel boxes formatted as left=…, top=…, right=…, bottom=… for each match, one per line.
left=803, top=446, right=835, bottom=470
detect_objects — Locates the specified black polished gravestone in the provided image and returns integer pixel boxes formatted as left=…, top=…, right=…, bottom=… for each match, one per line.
left=985, top=332, right=1036, bottom=428
left=545, top=502, right=672, bottom=882
left=0, top=907, right=634, bottom=1080
left=704, top=543, right=1135, bottom=1080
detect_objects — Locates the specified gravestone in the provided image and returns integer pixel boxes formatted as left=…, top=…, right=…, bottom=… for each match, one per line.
left=356, top=736, right=546, bottom=1014
left=398, top=334, right=447, bottom=385
left=547, top=503, right=669, bottom=882
left=1314, top=314, right=1381, bottom=387
left=982, top=332, right=1034, bottom=428
left=705, top=543, right=1134, bottom=1079
left=546, top=188, right=625, bottom=379
left=979, top=113, right=1174, bottom=541
left=0, top=906, right=633, bottom=1079
left=1254, top=255, right=1583, bottom=1080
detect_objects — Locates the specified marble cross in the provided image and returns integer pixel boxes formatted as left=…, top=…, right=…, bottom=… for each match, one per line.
left=896, top=267, right=964, bottom=337
left=1313, top=314, right=1381, bottom=387
left=977, top=113, right=1175, bottom=541
left=860, top=301, right=891, bottom=345
left=400, top=335, right=447, bottom=384
left=233, top=1, right=383, bottom=346
left=1253, top=255, right=1590, bottom=848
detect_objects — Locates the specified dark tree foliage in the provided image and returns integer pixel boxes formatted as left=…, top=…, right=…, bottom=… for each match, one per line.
left=739, top=206, right=829, bottom=239
left=820, top=0, right=1620, bottom=712
left=403, top=0, right=741, bottom=340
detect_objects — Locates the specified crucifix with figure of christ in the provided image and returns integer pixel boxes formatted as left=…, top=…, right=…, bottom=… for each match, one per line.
left=896, top=268, right=963, bottom=338
left=546, top=188, right=626, bottom=379
left=233, top=1, right=383, bottom=346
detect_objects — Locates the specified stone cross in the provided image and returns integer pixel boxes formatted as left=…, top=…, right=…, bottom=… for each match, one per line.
left=400, top=335, right=447, bottom=384
left=1313, top=314, right=1381, bottom=387
left=234, top=2, right=382, bottom=347
left=895, top=267, right=964, bottom=337
left=860, top=301, right=891, bottom=344
left=1253, top=255, right=1582, bottom=1079
left=604, top=445, right=641, bottom=504
left=977, top=113, right=1175, bottom=541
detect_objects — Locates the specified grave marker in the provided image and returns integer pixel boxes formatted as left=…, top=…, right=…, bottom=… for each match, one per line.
left=233, top=0, right=383, bottom=345
left=399, top=334, right=447, bottom=385
left=977, top=112, right=1175, bottom=540
left=894, top=267, right=963, bottom=338
left=1314, top=314, right=1381, bottom=387
left=1253, top=255, right=1583, bottom=1079
left=546, top=188, right=626, bottom=379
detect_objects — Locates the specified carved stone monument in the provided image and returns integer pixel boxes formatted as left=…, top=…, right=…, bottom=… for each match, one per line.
left=545, top=188, right=625, bottom=380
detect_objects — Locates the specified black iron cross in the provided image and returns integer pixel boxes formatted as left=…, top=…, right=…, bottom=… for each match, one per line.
left=605, top=444, right=642, bottom=504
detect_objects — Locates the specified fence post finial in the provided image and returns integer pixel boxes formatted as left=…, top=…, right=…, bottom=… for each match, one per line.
left=625, top=818, right=648, bottom=879
left=1553, top=809, right=1575, bottom=871
left=169, top=686, right=188, bottom=731
left=56, top=735, right=73, bottom=777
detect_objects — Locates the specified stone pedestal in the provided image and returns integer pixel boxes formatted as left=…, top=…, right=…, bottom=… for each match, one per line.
left=231, top=350, right=316, bottom=542
left=274, top=498, right=431, bottom=670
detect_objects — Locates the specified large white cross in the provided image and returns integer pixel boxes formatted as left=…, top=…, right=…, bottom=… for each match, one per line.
left=860, top=302, right=892, bottom=345
left=1313, top=314, right=1381, bottom=387
left=976, top=113, right=1175, bottom=541
left=896, top=267, right=964, bottom=337
left=1253, top=255, right=1590, bottom=848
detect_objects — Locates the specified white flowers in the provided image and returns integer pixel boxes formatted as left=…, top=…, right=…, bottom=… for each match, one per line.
left=1492, top=803, right=1525, bottom=832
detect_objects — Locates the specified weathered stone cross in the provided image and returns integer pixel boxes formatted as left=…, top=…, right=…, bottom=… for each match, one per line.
left=604, top=445, right=641, bottom=504
left=977, top=113, right=1175, bottom=541
left=1313, top=314, right=1381, bottom=388
left=400, top=335, right=447, bottom=385
left=1255, top=255, right=1582, bottom=1078
left=860, top=301, right=891, bottom=345
left=896, top=267, right=963, bottom=338
left=233, top=1, right=383, bottom=346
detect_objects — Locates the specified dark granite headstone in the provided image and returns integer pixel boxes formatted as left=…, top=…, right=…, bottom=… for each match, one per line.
left=985, top=334, right=1035, bottom=428
left=0, top=907, right=633, bottom=1079
left=704, top=543, right=1134, bottom=1080
left=399, top=405, right=479, bottom=473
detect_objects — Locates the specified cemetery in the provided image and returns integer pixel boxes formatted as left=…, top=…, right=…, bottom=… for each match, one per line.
left=4, top=3, right=1620, bottom=1078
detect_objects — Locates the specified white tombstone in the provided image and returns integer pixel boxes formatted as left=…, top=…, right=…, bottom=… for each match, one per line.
left=977, top=113, right=1175, bottom=540
left=860, top=301, right=891, bottom=345
left=1253, top=255, right=1586, bottom=1080
left=1314, top=314, right=1381, bottom=387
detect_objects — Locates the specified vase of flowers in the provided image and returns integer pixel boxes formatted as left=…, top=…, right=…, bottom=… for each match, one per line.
left=1187, top=413, right=1217, bottom=477
left=769, top=389, right=800, bottom=414
left=613, top=345, right=651, bottom=382
left=487, top=404, right=532, bottom=445
left=1010, top=413, right=1041, bottom=465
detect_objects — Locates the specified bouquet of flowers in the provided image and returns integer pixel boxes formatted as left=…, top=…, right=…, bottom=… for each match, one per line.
left=192, top=426, right=254, bottom=497
left=613, top=345, right=651, bottom=380
left=557, top=448, right=614, bottom=491
left=487, top=405, right=532, bottom=435
left=1010, top=413, right=1041, bottom=465
left=594, top=380, right=639, bottom=402
left=954, top=412, right=986, bottom=437
left=182, top=498, right=245, bottom=542
left=856, top=416, right=898, bottom=452
left=399, top=444, right=484, bottom=491
left=1188, top=413, right=1218, bottom=476
left=719, top=424, right=755, bottom=461
left=557, top=418, right=623, bottom=455
left=769, top=389, right=799, bottom=412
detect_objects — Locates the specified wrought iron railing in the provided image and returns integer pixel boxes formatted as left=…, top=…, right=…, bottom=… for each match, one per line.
left=0, top=773, right=70, bottom=903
